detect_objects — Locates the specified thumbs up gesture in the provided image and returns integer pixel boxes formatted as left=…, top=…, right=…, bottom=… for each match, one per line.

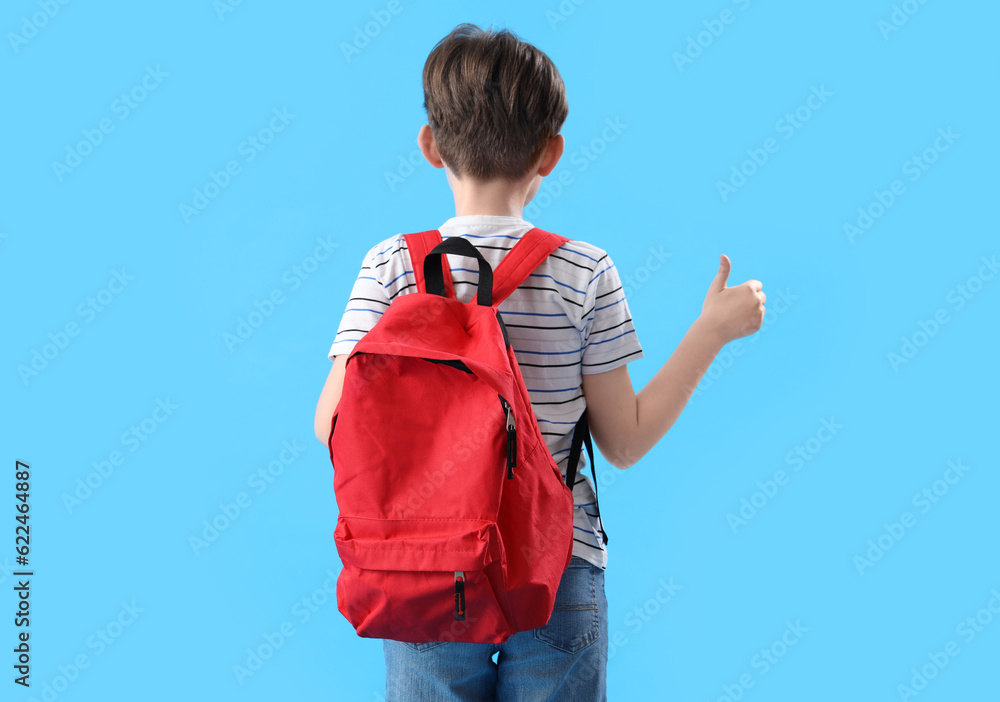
left=700, top=255, right=766, bottom=345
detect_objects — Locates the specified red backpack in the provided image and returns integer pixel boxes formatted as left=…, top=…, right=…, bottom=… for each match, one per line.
left=328, top=227, right=598, bottom=644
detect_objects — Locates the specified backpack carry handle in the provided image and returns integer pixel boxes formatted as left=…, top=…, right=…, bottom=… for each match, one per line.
left=424, top=237, right=494, bottom=306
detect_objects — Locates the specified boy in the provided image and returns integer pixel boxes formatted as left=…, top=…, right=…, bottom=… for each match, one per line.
left=314, top=23, right=765, bottom=702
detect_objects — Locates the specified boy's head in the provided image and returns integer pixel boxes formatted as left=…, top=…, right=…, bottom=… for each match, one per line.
left=421, top=23, right=568, bottom=183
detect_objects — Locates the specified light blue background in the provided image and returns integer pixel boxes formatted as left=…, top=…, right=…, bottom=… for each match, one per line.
left=3, top=0, right=998, bottom=700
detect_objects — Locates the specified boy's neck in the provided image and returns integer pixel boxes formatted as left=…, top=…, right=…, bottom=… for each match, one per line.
left=447, top=168, right=534, bottom=220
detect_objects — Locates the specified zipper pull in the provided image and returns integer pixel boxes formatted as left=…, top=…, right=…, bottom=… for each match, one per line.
left=454, top=571, right=466, bottom=621
left=501, top=397, right=517, bottom=479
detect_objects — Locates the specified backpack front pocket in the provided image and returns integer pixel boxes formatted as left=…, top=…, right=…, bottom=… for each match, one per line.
left=334, top=516, right=514, bottom=644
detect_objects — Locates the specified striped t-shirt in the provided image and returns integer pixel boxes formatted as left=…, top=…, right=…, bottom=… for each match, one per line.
left=328, top=214, right=644, bottom=569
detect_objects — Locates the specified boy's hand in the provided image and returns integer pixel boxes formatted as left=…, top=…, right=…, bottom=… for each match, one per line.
left=699, top=254, right=766, bottom=346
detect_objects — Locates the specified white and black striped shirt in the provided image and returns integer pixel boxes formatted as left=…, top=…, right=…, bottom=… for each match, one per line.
left=328, top=215, right=644, bottom=569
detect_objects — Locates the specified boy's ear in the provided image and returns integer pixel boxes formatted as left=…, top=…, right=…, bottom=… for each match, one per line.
left=417, top=125, right=445, bottom=169
left=536, top=134, right=565, bottom=178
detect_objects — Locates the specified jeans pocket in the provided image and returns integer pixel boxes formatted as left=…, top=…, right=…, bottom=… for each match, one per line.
left=532, top=560, right=600, bottom=653
left=400, top=640, right=447, bottom=652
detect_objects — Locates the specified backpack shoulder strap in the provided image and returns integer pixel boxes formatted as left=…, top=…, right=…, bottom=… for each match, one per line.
left=404, top=230, right=456, bottom=299
left=565, top=409, right=609, bottom=545
left=490, top=227, right=570, bottom=306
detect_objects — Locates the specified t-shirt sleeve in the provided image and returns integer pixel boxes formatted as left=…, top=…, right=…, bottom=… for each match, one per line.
left=327, top=241, right=393, bottom=360
left=580, top=253, right=644, bottom=374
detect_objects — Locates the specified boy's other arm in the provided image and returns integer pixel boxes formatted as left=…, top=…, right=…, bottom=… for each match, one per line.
left=314, top=354, right=348, bottom=444
left=582, top=255, right=765, bottom=470
left=315, top=237, right=391, bottom=444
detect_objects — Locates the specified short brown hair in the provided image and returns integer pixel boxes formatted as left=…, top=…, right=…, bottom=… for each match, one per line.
left=422, top=23, right=569, bottom=181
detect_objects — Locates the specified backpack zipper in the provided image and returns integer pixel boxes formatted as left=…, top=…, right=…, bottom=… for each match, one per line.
left=498, top=395, right=517, bottom=479
left=454, top=571, right=466, bottom=621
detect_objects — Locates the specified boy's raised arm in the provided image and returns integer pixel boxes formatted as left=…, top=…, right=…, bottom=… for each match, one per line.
left=582, top=255, right=765, bottom=470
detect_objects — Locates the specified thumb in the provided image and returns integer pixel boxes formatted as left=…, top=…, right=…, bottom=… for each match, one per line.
left=710, top=254, right=731, bottom=292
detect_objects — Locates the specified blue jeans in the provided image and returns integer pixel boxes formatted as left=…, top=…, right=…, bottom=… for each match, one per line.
left=383, top=556, right=608, bottom=701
